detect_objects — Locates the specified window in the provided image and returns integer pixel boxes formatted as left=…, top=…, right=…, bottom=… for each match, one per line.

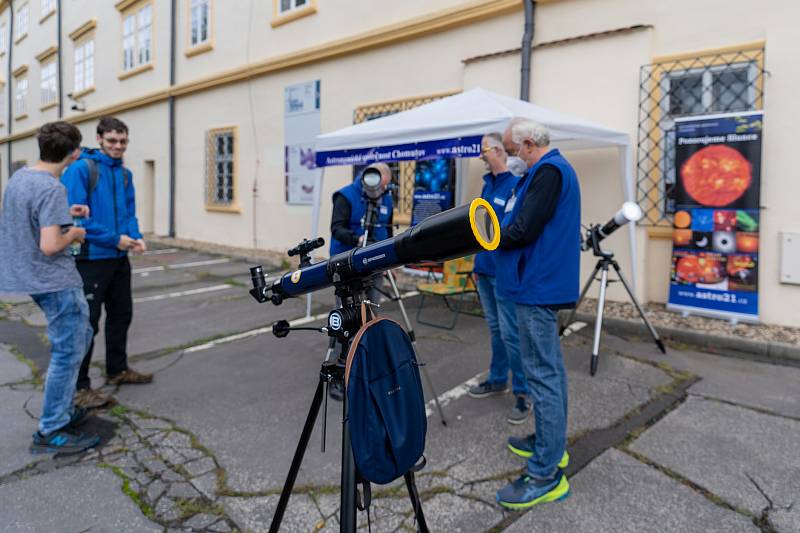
left=636, top=46, right=765, bottom=225
left=121, top=2, right=152, bottom=72
left=206, top=127, right=237, bottom=209
left=15, top=76, right=28, bottom=116
left=190, top=0, right=210, bottom=47
left=41, top=0, right=56, bottom=19
left=0, top=23, right=7, bottom=54
left=15, top=3, right=29, bottom=41
left=271, top=0, right=316, bottom=28
left=279, top=0, right=307, bottom=14
left=74, top=39, right=94, bottom=93
left=40, top=59, right=57, bottom=107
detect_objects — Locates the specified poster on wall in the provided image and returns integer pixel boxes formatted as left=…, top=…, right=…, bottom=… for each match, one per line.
left=667, top=111, right=763, bottom=322
left=284, top=80, right=321, bottom=205
left=411, top=158, right=455, bottom=226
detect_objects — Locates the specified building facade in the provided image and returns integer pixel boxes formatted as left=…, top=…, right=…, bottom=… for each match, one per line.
left=0, top=0, right=797, bottom=327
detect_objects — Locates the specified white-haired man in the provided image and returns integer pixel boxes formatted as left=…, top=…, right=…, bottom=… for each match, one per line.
left=494, top=118, right=581, bottom=510
left=468, top=133, right=531, bottom=424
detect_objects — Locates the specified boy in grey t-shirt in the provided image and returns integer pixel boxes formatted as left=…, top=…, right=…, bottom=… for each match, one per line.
left=0, top=122, right=100, bottom=454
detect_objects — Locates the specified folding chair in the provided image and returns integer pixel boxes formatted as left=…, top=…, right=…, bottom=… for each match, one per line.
left=415, top=255, right=478, bottom=330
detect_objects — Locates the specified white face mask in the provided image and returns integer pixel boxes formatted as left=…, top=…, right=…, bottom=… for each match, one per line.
left=507, top=156, right=528, bottom=177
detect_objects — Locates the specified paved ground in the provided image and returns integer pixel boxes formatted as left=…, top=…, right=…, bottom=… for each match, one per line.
left=1, top=245, right=799, bottom=532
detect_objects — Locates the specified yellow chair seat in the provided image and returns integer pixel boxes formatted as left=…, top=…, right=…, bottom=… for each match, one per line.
left=417, top=283, right=470, bottom=296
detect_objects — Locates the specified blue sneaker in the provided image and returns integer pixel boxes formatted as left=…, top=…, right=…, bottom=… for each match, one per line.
left=30, top=427, right=100, bottom=455
left=507, top=433, right=569, bottom=468
left=496, top=470, right=570, bottom=510
left=468, top=380, right=508, bottom=398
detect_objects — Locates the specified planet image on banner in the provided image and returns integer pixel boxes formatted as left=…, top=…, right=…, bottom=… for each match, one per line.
left=713, top=231, right=736, bottom=254
left=736, top=232, right=759, bottom=253
left=675, top=253, right=725, bottom=284
left=673, top=229, right=692, bottom=247
left=674, top=210, right=691, bottom=229
left=727, top=254, right=757, bottom=291
left=680, top=145, right=752, bottom=206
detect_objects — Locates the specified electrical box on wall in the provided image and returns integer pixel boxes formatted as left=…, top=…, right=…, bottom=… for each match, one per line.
left=780, top=232, right=800, bottom=285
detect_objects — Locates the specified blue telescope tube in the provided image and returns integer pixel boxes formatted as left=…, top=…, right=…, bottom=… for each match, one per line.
left=268, top=198, right=499, bottom=300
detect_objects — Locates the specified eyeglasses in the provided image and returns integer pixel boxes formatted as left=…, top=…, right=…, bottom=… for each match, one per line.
left=102, top=137, right=128, bottom=146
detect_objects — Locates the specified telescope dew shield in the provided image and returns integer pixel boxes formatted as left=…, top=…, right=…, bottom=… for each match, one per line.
left=268, top=198, right=500, bottom=301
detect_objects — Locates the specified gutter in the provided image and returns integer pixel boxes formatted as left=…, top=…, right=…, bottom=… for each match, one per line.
left=168, top=0, right=176, bottom=237
left=520, top=0, right=535, bottom=101
left=5, top=1, right=13, bottom=193
left=57, top=0, right=62, bottom=118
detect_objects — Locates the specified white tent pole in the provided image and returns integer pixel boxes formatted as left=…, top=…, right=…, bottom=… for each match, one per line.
left=305, top=166, right=325, bottom=319
left=620, top=144, right=638, bottom=296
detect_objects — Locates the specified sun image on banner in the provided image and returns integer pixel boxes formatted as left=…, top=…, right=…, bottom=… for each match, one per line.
left=668, top=111, right=763, bottom=321
left=284, top=80, right=321, bottom=205
left=411, top=159, right=455, bottom=226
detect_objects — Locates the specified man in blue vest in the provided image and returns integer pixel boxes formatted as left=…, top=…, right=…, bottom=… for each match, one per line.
left=467, top=133, right=531, bottom=425
left=495, top=118, right=581, bottom=510
left=62, top=117, right=153, bottom=409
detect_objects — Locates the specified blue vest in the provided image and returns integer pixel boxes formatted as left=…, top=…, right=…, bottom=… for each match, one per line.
left=472, top=171, right=519, bottom=277
left=329, top=180, right=393, bottom=255
left=495, top=149, right=581, bottom=306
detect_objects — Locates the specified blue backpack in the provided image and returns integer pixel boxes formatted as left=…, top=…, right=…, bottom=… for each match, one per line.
left=345, top=310, right=427, bottom=485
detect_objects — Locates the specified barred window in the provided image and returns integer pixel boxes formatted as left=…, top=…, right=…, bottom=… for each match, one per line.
left=637, top=46, right=765, bottom=225
left=206, top=127, right=237, bottom=209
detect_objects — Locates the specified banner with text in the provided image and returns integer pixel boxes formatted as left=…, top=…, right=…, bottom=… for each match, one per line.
left=316, top=136, right=483, bottom=168
left=284, top=80, right=321, bottom=205
left=667, top=111, right=763, bottom=321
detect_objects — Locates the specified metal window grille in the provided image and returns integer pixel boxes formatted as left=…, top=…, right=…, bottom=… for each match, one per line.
left=636, top=47, right=765, bottom=225
left=353, top=91, right=458, bottom=225
left=206, top=127, right=236, bottom=206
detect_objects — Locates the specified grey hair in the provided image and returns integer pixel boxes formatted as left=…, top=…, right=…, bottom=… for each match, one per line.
left=509, top=118, right=550, bottom=147
left=482, top=132, right=504, bottom=150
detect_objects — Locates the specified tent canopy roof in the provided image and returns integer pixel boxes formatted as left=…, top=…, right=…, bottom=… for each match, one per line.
left=315, top=88, right=629, bottom=153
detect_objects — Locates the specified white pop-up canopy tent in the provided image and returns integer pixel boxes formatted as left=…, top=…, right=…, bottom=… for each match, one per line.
left=306, top=88, right=638, bottom=313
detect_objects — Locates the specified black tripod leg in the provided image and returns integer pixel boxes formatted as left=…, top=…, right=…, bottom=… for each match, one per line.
left=590, top=264, right=610, bottom=376
left=340, top=396, right=358, bottom=533
left=270, top=381, right=324, bottom=533
left=612, top=261, right=667, bottom=354
left=561, top=261, right=601, bottom=335
left=404, top=471, right=429, bottom=533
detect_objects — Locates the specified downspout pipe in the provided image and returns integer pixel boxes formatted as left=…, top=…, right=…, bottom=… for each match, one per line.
left=56, top=0, right=63, bottom=118
left=520, top=0, right=535, bottom=101
left=168, top=0, right=176, bottom=237
left=6, top=1, right=14, bottom=192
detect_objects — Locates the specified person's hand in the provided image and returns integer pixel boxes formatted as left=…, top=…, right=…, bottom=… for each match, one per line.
left=131, top=239, right=147, bottom=254
left=357, top=235, right=365, bottom=246
left=69, top=204, right=90, bottom=218
left=69, top=227, right=87, bottom=243
left=117, top=235, right=135, bottom=251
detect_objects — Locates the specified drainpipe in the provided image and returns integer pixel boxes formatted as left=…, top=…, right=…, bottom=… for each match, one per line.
left=520, top=0, right=535, bottom=101
left=56, top=0, right=63, bottom=118
left=5, top=1, right=14, bottom=192
left=168, top=0, right=176, bottom=237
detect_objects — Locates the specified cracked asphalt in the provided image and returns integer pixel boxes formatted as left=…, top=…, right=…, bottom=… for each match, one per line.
left=1, top=246, right=799, bottom=532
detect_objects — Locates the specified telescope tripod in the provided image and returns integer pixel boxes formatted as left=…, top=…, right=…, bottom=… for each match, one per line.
left=561, top=250, right=666, bottom=376
left=270, top=281, right=428, bottom=533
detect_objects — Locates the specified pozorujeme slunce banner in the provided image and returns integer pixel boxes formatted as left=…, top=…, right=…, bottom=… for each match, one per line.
left=668, top=111, right=763, bottom=321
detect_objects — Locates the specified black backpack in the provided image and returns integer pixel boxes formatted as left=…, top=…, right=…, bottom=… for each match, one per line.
left=83, top=157, right=130, bottom=196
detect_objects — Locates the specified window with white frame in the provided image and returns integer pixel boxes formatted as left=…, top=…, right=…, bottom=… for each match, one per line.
left=190, top=0, right=210, bottom=47
left=122, top=2, right=152, bottom=71
left=15, top=76, right=28, bottom=115
left=41, top=0, right=56, bottom=18
left=15, top=3, right=29, bottom=40
left=206, top=127, right=236, bottom=207
left=0, top=23, right=7, bottom=54
left=279, top=0, right=307, bottom=14
left=40, top=59, right=57, bottom=106
left=74, top=38, right=94, bottom=92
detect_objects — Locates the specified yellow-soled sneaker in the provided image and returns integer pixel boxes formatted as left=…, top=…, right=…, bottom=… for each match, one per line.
left=507, top=433, right=569, bottom=468
left=496, top=469, right=570, bottom=510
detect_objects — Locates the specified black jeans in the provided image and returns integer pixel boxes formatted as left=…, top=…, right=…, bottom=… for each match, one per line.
left=75, top=256, right=133, bottom=390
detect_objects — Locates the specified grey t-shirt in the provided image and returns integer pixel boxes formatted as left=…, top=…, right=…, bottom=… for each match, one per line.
left=0, top=167, right=83, bottom=294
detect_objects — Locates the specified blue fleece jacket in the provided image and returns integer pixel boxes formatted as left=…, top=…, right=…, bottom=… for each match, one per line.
left=61, top=148, right=142, bottom=260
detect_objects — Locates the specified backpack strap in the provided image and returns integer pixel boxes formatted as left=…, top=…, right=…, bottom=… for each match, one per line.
left=85, top=159, right=99, bottom=197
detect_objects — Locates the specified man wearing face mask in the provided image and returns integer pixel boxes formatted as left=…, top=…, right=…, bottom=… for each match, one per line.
left=468, top=133, right=530, bottom=425
left=494, top=118, right=580, bottom=510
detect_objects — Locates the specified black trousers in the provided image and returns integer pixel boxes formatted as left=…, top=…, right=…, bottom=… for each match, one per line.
left=76, top=257, right=133, bottom=390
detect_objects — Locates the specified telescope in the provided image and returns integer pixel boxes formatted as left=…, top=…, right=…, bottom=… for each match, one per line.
left=360, top=165, right=385, bottom=200
left=581, top=201, right=643, bottom=253
left=250, top=198, right=500, bottom=306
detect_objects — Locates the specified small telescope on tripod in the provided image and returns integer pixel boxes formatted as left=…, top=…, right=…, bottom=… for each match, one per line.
left=561, top=201, right=666, bottom=376
left=249, top=198, right=499, bottom=533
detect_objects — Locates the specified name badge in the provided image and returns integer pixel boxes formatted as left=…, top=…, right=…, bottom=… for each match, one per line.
left=505, top=195, right=517, bottom=213
left=379, top=206, right=388, bottom=215
left=493, top=196, right=506, bottom=207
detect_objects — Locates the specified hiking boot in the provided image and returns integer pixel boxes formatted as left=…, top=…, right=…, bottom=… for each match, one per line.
left=30, top=427, right=101, bottom=455
left=507, top=395, right=531, bottom=425
left=496, top=469, right=570, bottom=510
left=468, top=380, right=508, bottom=398
left=68, top=406, right=90, bottom=428
left=507, top=433, right=570, bottom=469
left=74, top=388, right=115, bottom=409
left=107, top=368, right=153, bottom=386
